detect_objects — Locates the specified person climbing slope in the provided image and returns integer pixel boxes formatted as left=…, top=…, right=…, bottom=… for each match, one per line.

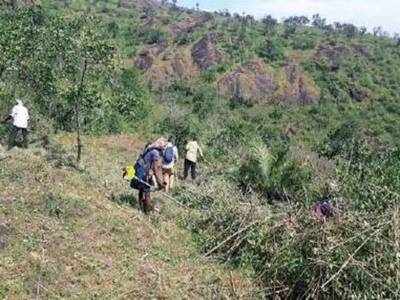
left=130, top=141, right=166, bottom=214
left=124, top=138, right=168, bottom=214
left=162, top=138, right=179, bottom=193
left=184, top=136, right=203, bottom=181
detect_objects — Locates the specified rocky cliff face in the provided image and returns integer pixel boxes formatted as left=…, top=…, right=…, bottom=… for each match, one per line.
left=218, top=59, right=319, bottom=105
left=135, top=43, right=167, bottom=71
left=169, top=15, right=212, bottom=38
left=217, top=59, right=276, bottom=105
left=145, top=47, right=200, bottom=90
left=191, top=32, right=222, bottom=71
left=119, top=0, right=161, bottom=9
left=131, top=7, right=320, bottom=105
left=281, top=62, right=319, bottom=105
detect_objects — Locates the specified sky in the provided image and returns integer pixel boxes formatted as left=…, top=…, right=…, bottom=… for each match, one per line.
left=179, top=0, right=400, bottom=34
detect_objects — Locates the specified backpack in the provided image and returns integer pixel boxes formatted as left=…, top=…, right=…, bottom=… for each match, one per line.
left=130, top=147, right=161, bottom=191
left=163, top=146, right=175, bottom=164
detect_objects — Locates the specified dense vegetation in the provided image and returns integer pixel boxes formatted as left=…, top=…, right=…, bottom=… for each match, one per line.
left=1, top=0, right=400, bottom=298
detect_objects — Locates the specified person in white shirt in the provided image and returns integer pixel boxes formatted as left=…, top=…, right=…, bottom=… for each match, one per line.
left=184, top=137, right=203, bottom=180
left=4, top=100, right=30, bottom=149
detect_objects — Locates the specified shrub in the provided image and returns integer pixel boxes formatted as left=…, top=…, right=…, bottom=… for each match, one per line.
left=192, top=85, right=218, bottom=118
left=238, top=141, right=312, bottom=201
left=140, top=28, right=167, bottom=44
left=257, top=38, right=285, bottom=62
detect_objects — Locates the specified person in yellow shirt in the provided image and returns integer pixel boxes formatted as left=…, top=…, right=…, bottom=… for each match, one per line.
left=184, top=138, right=203, bottom=180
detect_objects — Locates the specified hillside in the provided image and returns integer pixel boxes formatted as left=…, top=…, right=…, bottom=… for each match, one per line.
left=0, top=136, right=257, bottom=298
left=1, top=0, right=400, bottom=298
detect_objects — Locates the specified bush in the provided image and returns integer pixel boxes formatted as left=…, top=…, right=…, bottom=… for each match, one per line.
left=192, top=85, right=218, bottom=118
left=238, top=140, right=312, bottom=201
left=257, top=38, right=285, bottom=62
left=156, top=113, right=203, bottom=149
left=338, top=145, right=400, bottom=211
left=140, top=28, right=167, bottom=44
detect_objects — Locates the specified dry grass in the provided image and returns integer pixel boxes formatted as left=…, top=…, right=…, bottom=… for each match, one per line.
left=0, top=135, right=256, bottom=298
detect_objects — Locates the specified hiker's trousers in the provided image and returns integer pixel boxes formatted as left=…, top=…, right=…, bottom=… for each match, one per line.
left=184, top=159, right=197, bottom=180
left=9, top=125, right=28, bottom=149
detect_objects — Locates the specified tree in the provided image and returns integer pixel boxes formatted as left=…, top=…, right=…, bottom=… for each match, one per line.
left=311, top=14, right=326, bottom=30
left=334, top=22, right=359, bottom=38
left=56, top=15, right=114, bottom=162
left=257, top=38, right=285, bottom=62
left=394, top=33, right=400, bottom=46
left=0, top=7, right=114, bottom=163
left=373, top=26, right=383, bottom=37
left=262, top=15, right=278, bottom=35
left=359, top=26, right=367, bottom=36
left=284, top=16, right=309, bottom=36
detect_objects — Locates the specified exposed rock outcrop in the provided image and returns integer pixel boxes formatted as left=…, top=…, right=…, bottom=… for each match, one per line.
left=218, top=59, right=319, bottom=105
left=169, top=15, right=211, bottom=38
left=191, top=32, right=222, bottom=71
left=314, top=43, right=350, bottom=71
left=135, top=43, right=167, bottom=70
left=146, top=48, right=199, bottom=90
left=279, top=62, right=319, bottom=105
left=217, top=59, right=276, bottom=105
left=119, top=0, right=160, bottom=9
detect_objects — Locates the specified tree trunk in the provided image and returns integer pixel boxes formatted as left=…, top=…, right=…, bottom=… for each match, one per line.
left=76, top=60, right=87, bottom=163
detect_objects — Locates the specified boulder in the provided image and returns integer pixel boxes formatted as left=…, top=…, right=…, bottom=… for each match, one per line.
left=191, top=32, right=222, bottom=71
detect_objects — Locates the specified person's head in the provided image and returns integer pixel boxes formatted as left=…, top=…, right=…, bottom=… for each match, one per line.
left=168, top=135, right=176, bottom=145
left=16, top=99, right=23, bottom=106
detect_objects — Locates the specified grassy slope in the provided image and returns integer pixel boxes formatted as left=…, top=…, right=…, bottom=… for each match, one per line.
left=0, top=136, right=255, bottom=298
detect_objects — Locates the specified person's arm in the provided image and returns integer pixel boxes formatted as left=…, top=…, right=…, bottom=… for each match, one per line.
left=174, top=146, right=179, bottom=161
left=4, top=107, right=16, bottom=123
left=197, top=142, right=203, bottom=158
left=2, top=115, right=12, bottom=123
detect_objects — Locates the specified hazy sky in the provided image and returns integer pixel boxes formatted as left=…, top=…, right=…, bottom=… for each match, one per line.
left=179, top=0, right=400, bottom=34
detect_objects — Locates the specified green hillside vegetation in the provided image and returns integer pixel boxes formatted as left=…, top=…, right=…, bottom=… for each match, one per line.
left=1, top=0, right=400, bottom=298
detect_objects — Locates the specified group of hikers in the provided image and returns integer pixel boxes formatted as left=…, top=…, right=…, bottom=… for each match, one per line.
left=124, top=136, right=203, bottom=213
left=2, top=100, right=337, bottom=221
left=2, top=99, right=205, bottom=214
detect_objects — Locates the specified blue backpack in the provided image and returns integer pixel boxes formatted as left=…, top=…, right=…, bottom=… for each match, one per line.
left=163, top=146, right=175, bottom=164
left=130, top=148, right=159, bottom=191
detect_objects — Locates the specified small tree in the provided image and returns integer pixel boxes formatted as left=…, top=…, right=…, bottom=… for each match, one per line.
left=257, top=38, right=285, bottom=62
left=59, top=15, right=114, bottom=162
left=311, top=14, right=326, bottom=30
left=0, top=7, right=114, bottom=163
left=284, top=16, right=309, bottom=36
left=394, top=33, right=400, bottom=46
left=262, top=15, right=278, bottom=35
